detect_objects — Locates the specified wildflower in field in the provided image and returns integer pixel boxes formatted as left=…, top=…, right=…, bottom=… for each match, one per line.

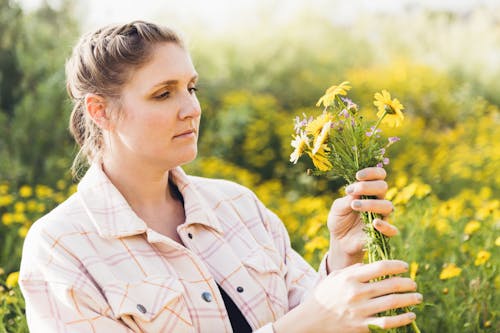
left=19, top=185, right=33, bottom=198
left=35, top=185, right=53, bottom=199
left=0, top=195, right=13, bottom=207
left=0, top=267, right=4, bottom=275
left=290, top=132, right=309, bottom=164
left=464, top=220, right=481, bottom=235
left=18, top=225, right=29, bottom=238
left=495, top=237, right=500, bottom=247
left=14, top=202, right=26, bottom=213
left=435, top=219, right=451, bottom=235
left=474, top=250, right=491, bottom=266
left=316, top=81, right=351, bottom=107
left=5, top=272, right=19, bottom=288
left=0, top=184, right=8, bottom=195
left=410, top=262, right=419, bottom=280
left=1, top=213, right=14, bottom=226
left=374, top=90, right=405, bottom=127
left=439, top=263, right=462, bottom=280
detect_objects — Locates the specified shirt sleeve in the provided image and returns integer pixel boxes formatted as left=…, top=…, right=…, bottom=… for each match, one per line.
left=253, top=196, right=330, bottom=310
left=19, top=224, right=135, bottom=333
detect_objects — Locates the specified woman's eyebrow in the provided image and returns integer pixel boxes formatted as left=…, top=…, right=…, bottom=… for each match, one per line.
left=151, top=75, right=199, bottom=89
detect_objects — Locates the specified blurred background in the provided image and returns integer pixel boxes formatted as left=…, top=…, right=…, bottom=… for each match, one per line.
left=0, top=0, right=499, bottom=331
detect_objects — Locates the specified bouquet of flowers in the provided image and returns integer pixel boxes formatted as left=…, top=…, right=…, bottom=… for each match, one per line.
left=290, top=81, right=420, bottom=333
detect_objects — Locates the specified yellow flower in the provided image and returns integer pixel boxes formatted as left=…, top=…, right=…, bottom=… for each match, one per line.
left=312, top=121, right=332, bottom=155
left=0, top=195, right=13, bottom=207
left=1, top=213, right=14, bottom=226
left=290, top=132, right=310, bottom=164
left=18, top=225, right=29, bottom=238
left=439, top=263, right=462, bottom=280
left=495, top=237, right=500, bottom=247
left=307, top=147, right=332, bottom=172
left=316, top=81, right=351, bottom=107
left=464, top=220, right=481, bottom=235
left=14, top=202, right=26, bottom=213
left=474, top=250, right=491, bottom=266
left=0, top=184, right=8, bottom=195
left=410, top=262, right=419, bottom=280
left=306, top=112, right=333, bottom=137
left=19, top=185, right=33, bottom=198
left=435, top=219, right=451, bottom=235
left=0, top=267, right=4, bottom=275
left=5, top=272, right=19, bottom=288
left=35, top=185, right=53, bottom=199
left=373, top=90, right=405, bottom=127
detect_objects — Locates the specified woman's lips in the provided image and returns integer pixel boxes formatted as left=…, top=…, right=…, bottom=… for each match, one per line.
left=174, top=129, right=196, bottom=139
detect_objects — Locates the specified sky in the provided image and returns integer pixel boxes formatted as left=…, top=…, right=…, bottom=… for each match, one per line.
left=17, top=0, right=500, bottom=33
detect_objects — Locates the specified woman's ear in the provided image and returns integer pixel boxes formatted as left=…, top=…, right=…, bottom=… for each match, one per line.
left=85, top=94, right=113, bottom=130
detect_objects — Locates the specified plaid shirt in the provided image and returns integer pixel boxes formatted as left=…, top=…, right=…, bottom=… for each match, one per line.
left=20, top=164, right=328, bottom=332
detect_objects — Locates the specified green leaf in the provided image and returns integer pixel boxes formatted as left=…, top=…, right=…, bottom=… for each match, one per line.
left=368, top=324, right=389, bottom=333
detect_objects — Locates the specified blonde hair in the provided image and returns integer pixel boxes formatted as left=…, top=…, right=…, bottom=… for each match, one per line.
left=65, top=20, right=184, bottom=178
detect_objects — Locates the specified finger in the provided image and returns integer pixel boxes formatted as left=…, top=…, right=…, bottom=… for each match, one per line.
left=362, top=277, right=417, bottom=299
left=346, top=180, right=388, bottom=198
left=351, top=199, right=394, bottom=215
left=353, top=260, right=409, bottom=282
left=365, top=312, right=417, bottom=331
left=373, top=219, right=399, bottom=237
left=330, top=196, right=355, bottom=217
left=362, top=292, right=423, bottom=315
left=356, top=167, right=386, bottom=181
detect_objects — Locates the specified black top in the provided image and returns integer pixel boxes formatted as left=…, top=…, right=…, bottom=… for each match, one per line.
left=217, top=284, right=252, bottom=333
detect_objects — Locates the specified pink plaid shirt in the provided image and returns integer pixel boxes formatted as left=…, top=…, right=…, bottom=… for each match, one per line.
left=19, top=164, right=328, bottom=332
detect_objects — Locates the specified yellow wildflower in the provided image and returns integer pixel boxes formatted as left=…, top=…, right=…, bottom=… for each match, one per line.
left=495, top=237, right=500, bottom=247
left=0, top=195, right=14, bottom=207
left=312, top=121, right=332, bottom=154
left=373, top=90, right=405, bottom=127
left=0, top=184, right=8, bottom=195
left=19, top=185, right=33, bottom=198
left=306, top=112, right=333, bottom=137
left=307, top=147, right=332, bottom=172
left=14, top=202, right=26, bottom=213
left=439, top=263, right=462, bottom=280
left=18, top=225, right=29, bottom=238
left=464, top=220, right=481, bottom=235
left=316, top=81, right=351, bottom=107
left=415, top=183, right=432, bottom=198
left=35, top=185, right=53, bottom=199
left=410, top=262, right=419, bottom=280
left=474, top=250, right=491, bottom=266
left=0, top=267, right=4, bottom=275
left=56, top=180, right=66, bottom=190
left=304, top=236, right=329, bottom=253
left=1, top=213, right=14, bottom=226
left=5, top=272, right=19, bottom=288
left=290, top=132, right=310, bottom=164
left=435, top=219, right=451, bottom=235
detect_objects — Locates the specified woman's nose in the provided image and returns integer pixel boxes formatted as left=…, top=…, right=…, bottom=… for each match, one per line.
left=179, top=94, right=201, bottom=119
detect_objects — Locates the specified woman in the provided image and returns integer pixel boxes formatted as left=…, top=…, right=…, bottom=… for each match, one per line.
left=19, top=21, right=421, bottom=332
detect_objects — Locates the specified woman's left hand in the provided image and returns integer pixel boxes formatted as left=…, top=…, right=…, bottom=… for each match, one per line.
left=326, top=167, right=398, bottom=272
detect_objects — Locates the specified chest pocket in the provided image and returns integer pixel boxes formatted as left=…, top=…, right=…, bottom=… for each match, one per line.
left=103, top=276, right=194, bottom=333
left=241, top=249, right=289, bottom=315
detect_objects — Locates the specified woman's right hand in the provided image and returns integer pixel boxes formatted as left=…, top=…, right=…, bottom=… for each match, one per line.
left=273, top=260, right=421, bottom=333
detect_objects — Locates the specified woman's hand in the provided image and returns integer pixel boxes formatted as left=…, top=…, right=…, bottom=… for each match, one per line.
left=273, top=260, right=422, bottom=333
left=326, top=167, right=397, bottom=271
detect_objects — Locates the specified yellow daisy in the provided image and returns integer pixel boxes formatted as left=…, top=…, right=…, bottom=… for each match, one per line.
left=439, top=263, right=462, bottom=280
left=410, top=262, right=419, bottom=280
left=316, top=81, right=351, bottom=107
left=307, top=146, right=332, bottom=171
left=290, top=132, right=310, bottom=164
left=312, top=121, right=332, bottom=155
left=474, top=250, right=491, bottom=266
left=373, top=90, right=405, bottom=127
left=464, top=220, right=481, bottom=235
left=306, top=112, right=333, bottom=137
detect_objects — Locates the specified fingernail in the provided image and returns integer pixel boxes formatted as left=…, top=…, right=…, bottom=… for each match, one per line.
left=356, top=170, right=366, bottom=179
left=373, top=219, right=382, bottom=227
left=346, top=185, right=354, bottom=194
left=407, top=312, right=416, bottom=320
left=416, top=293, right=423, bottom=302
left=403, top=262, right=409, bottom=271
left=352, top=200, right=362, bottom=208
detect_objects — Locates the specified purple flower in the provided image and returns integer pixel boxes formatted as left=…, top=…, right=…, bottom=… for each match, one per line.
left=377, top=163, right=383, bottom=168
left=339, top=109, right=350, bottom=118
left=379, top=148, right=386, bottom=155
left=383, top=157, right=390, bottom=165
left=341, top=97, right=358, bottom=110
left=388, top=136, right=400, bottom=143
left=366, top=126, right=381, bottom=137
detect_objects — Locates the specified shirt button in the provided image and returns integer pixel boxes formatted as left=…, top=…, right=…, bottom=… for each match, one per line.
left=136, top=304, right=147, bottom=314
left=188, top=233, right=193, bottom=239
left=201, top=291, right=212, bottom=302
left=236, top=286, right=244, bottom=293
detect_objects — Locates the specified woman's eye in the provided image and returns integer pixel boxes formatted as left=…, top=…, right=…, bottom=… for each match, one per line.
left=188, top=87, right=198, bottom=94
left=154, top=90, right=170, bottom=99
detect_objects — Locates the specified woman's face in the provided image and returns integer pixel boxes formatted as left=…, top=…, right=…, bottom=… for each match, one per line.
left=107, top=42, right=201, bottom=170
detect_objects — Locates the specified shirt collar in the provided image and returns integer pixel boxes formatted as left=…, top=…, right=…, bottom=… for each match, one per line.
left=77, top=164, right=223, bottom=239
